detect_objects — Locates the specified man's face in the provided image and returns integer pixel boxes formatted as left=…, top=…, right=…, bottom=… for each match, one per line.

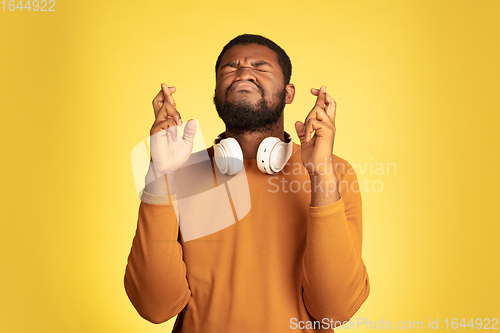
left=214, top=44, right=291, bottom=133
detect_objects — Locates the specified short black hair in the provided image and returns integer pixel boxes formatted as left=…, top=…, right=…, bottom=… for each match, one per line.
left=215, top=34, right=292, bottom=85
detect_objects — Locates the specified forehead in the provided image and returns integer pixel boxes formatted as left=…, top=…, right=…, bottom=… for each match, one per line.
left=220, top=44, right=279, bottom=65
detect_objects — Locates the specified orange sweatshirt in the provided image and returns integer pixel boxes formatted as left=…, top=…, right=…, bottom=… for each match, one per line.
left=124, top=143, right=369, bottom=332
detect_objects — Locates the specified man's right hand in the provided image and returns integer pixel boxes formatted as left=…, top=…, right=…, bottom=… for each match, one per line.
left=149, top=83, right=196, bottom=176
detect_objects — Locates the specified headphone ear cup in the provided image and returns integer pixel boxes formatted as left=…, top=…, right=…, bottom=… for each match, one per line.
left=214, top=138, right=243, bottom=175
left=214, top=143, right=228, bottom=174
left=257, top=137, right=286, bottom=174
left=269, top=142, right=289, bottom=173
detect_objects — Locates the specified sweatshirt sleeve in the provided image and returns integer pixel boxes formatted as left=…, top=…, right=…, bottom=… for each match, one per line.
left=124, top=188, right=191, bottom=324
left=302, top=160, right=370, bottom=323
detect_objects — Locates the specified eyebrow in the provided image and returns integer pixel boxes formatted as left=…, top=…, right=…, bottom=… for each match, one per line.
left=219, top=60, right=274, bottom=71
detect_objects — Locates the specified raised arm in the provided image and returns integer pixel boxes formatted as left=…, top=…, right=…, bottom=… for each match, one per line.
left=124, top=84, right=196, bottom=323
left=295, top=86, right=370, bottom=322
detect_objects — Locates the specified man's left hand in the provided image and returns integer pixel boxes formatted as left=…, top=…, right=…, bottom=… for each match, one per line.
left=295, top=86, right=337, bottom=176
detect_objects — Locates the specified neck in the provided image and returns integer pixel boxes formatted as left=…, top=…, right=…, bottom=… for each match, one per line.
left=225, top=118, right=285, bottom=159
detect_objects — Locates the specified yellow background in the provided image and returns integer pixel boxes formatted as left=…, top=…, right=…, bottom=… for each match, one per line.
left=1, top=0, right=499, bottom=331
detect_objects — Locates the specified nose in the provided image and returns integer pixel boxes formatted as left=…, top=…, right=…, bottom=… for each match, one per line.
left=235, top=66, right=256, bottom=83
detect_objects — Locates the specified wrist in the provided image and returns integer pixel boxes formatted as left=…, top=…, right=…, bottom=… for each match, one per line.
left=144, top=163, right=175, bottom=196
left=306, top=155, right=334, bottom=177
left=309, top=172, right=340, bottom=207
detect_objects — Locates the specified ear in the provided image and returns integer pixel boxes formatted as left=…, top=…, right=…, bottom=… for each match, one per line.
left=285, top=83, right=295, bottom=104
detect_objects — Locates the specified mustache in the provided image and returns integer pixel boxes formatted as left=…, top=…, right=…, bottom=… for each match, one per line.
left=225, top=80, right=264, bottom=98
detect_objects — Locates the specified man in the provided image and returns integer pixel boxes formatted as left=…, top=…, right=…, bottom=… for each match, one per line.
left=125, top=34, right=369, bottom=332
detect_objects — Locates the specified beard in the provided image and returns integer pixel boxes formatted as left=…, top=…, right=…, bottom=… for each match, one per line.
left=214, top=84, right=286, bottom=134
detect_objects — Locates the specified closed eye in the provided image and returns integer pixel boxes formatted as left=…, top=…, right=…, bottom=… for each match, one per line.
left=252, top=61, right=272, bottom=72
left=219, top=61, right=238, bottom=75
left=219, top=60, right=273, bottom=75
left=220, top=68, right=239, bottom=77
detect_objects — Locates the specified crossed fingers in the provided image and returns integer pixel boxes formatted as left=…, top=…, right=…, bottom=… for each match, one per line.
left=150, top=84, right=182, bottom=135
left=302, top=86, right=337, bottom=143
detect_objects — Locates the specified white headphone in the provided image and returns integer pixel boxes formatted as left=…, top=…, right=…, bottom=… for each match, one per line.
left=213, top=132, right=293, bottom=175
